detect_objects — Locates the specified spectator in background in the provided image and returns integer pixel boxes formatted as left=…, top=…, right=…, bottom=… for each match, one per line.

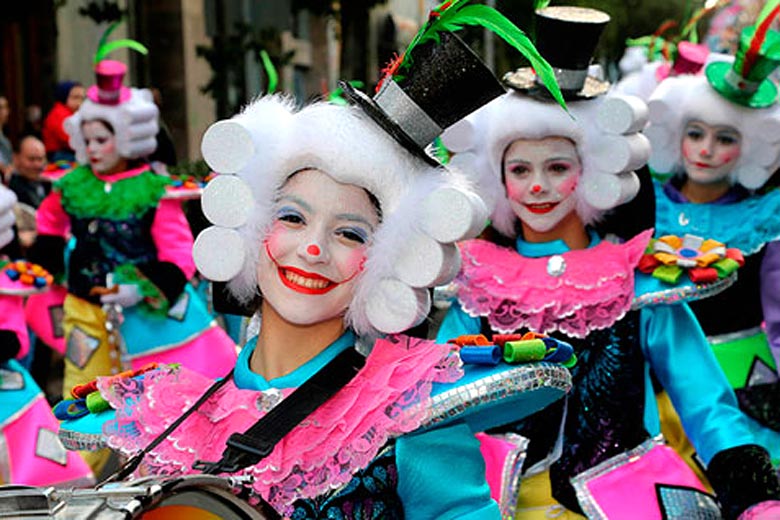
left=0, top=95, right=13, bottom=181
left=9, top=136, right=49, bottom=209
left=42, top=81, right=85, bottom=162
left=22, top=104, right=43, bottom=140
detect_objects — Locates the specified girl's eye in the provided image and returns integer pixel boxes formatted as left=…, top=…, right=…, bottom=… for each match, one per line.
left=717, top=134, right=737, bottom=146
left=686, top=128, right=704, bottom=140
left=337, top=227, right=369, bottom=245
left=508, top=164, right=529, bottom=175
left=276, top=207, right=305, bottom=226
left=549, top=163, right=570, bottom=174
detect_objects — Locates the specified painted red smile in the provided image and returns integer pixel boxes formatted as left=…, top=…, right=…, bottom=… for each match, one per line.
left=693, top=161, right=714, bottom=169
left=524, top=202, right=559, bottom=214
left=277, top=265, right=338, bottom=295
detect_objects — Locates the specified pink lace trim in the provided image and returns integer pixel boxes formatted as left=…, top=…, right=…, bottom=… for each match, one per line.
left=455, top=230, right=652, bottom=338
left=97, top=335, right=462, bottom=516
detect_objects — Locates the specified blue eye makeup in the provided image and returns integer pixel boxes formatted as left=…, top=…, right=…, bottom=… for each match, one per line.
left=337, top=226, right=370, bottom=245
left=276, top=205, right=305, bottom=224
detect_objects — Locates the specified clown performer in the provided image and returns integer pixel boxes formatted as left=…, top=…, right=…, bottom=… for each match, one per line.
left=0, top=185, right=94, bottom=487
left=437, top=6, right=780, bottom=520
left=28, top=25, right=237, bottom=467
left=56, top=4, right=579, bottom=518
left=645, top=4, right=780, bottom=467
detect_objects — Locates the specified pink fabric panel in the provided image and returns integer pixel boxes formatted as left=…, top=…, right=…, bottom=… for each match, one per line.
left=35, top=191, right=70, bottom=237
left=5, top=397, right=93, bottom=485
left=24, top=284, right=68, bottom=355
left=151, top=198, right=196, bottom=279
left=130, top=325, right=236, bottom=379
left=582, top=445, right=706, bottom=520
left=476, top=432, right=513, bottom=503
left=0, top=295, right=30, bottom=359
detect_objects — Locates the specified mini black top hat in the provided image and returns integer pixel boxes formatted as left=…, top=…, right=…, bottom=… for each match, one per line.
left=504, top=6, right=611, bottom=100
left=343, top=0, right=566, bottom=166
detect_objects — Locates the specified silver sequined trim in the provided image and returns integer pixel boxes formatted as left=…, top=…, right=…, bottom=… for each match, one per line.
left=725, top=68, right=760, bottom=94
left=36, top=428, right=68, bottom=466
left=374, top=79, right=442, bottom=148
left=707, top=326, right=763, bottom=346
left=498, top=433, right=528, bottom=520
left=421, top=363, right=571, bottom=429
left=66, top=326, right=101, bottom=369
left=0, top=431, right=9, bottom=483
left=631, top=272, right=736, bottom=310
left=58, top=428, right=106, bottom=452
left=658, top=485, right=722, bottom=519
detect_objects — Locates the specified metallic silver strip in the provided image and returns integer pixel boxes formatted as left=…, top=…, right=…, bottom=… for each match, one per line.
left=58, top=428, right=106, bottom=452
left=420, top=363, right=572, bottom=429
left=631, top=273, right=736, bottom=310
left=707, top=326, right=763, bottom=346
left=539, top=67, right=589, bottom=91
left=0, top=431, right=9, bottom=483
left=373, top=80, right=442, bottom=147
left=725, top=68, right=760, bottom=94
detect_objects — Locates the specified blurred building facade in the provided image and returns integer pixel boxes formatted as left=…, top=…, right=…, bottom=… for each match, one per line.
left=0, top=0, right=436, bottom=163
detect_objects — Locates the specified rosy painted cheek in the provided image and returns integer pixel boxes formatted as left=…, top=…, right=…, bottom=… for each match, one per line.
left=556, top=175, right=578, bottom=197
left=719, top=151, right=738, bottom=164
left=264, top=224, right=290, bottom=260
left=681, top=140, right=695, bottom=161
left=504, top=179, right=525, bottom=202
left=337, top=249, right=367, bottom=279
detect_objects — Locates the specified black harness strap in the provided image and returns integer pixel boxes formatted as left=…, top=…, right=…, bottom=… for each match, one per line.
left=194, top=347, right=366, bottom=474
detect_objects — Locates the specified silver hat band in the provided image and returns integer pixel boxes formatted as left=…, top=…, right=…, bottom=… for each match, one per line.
left=374, top=79, right=442, bottom=147
left=725, top=68, right=760, bottom=94
left=536, top=67, right=588, bottom=91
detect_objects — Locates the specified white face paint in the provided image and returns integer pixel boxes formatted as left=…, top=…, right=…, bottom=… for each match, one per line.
left=503, top=137, right=582, bottom=233
left=82, top=120, right=122, bottom=174
left=256, top=169, right=379, bottom=326
left=681, top=121, right=741, bottom=185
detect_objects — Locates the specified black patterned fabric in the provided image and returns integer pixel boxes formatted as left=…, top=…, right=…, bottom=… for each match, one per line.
left=287, top=443, right=403, bottom=519
left=707, top=444, right=780, bottom=520
left=68, top=211, right=158, bottom=303
left=487, top=312, right=650, bottom=513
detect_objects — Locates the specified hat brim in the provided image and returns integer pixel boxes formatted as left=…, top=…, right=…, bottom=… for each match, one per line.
left=86, top=85, right=132, bottom=105
left=503, top=68, right=610, bottom=101
left=705, top=61, right=778, bottom=109
left=340, top=81, right=441, bottom=168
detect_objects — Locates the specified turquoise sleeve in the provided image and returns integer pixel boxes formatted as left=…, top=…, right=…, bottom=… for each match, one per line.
left=397, top=421, right=500, bottom=520
left=435, top=300, right=482, bottom=344
left=641, top=303, right=756, bottom=463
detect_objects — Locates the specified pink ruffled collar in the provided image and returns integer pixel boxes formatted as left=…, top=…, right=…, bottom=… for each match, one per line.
left=455, top=230, right=652, bottom=338
left=98, top=335, right=461, bottom=516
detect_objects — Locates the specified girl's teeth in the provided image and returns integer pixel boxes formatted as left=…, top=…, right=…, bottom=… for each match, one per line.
left=285, top=270, right=329, bottom=289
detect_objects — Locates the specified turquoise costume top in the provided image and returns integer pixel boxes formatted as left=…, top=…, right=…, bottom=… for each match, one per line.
left=59, top=328, right=571, bottom=518
left=438, top=230, right=774, bottom=515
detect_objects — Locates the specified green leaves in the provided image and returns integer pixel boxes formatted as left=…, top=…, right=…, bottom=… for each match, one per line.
left=94, top=20, right=148, bottom=64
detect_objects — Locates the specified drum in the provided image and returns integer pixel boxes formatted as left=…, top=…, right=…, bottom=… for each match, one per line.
left=0, top=475, right=279, bottom=519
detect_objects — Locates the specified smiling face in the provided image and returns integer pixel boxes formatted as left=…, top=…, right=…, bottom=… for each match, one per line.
left=256, top=169, right=379, bottom=326
left=82, top=120, right=124, bottom=174
left=681, top=121, right=741, bottom=185
left=503, top=137, right=582, bottom=233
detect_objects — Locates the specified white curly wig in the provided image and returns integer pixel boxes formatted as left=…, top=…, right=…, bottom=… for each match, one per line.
left=63, top=88, right=159, bottom=163
left=193, top=95, right=487, bottom=338
left=645, top=64, right=780, bottom=189
left=442, top=90, right=650, bottom=238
